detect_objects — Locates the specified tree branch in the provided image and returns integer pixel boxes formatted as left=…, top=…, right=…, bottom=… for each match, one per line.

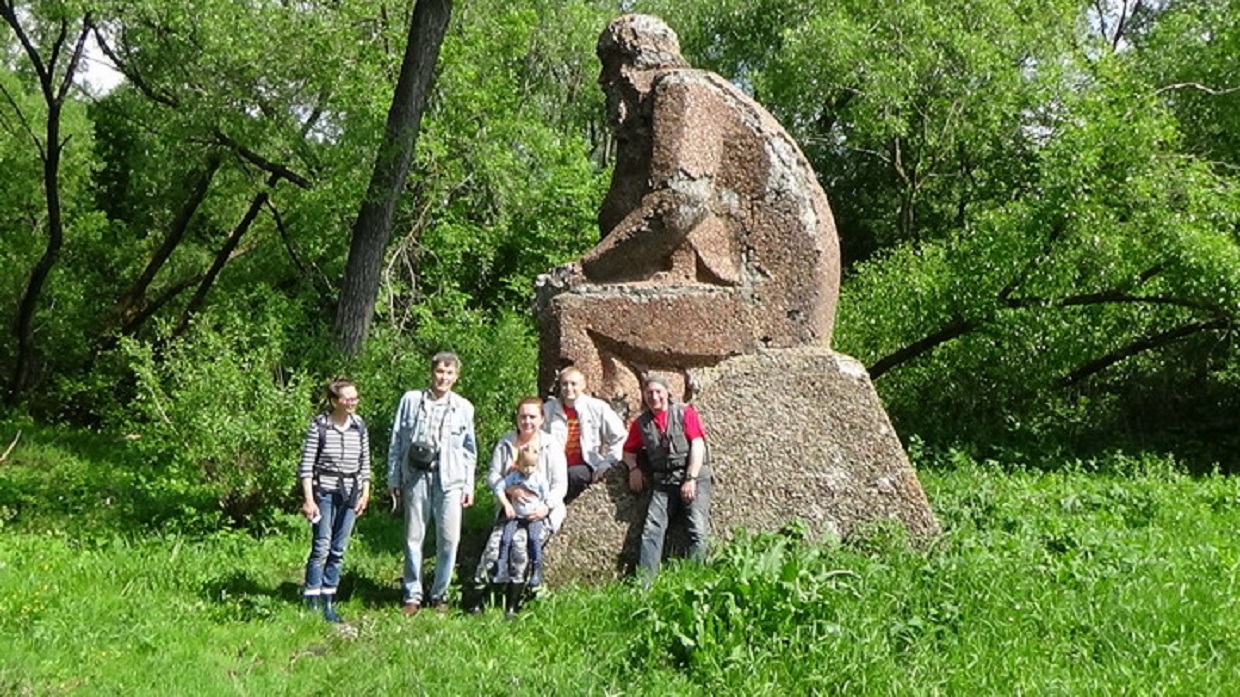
left=1061, top=317, right=1228, bottom=387
left=104, top=151, right=223, bottom=337
left=1004, top=290, right=1215, bottom=313
left=868, top=315, right=978, bottom=380
left=0, top=80, right=44, bottom=158
left=1154, top=82, right=1240, bottom=97
left=91, top=26, right=180, bottom=107
left=1, top=3, right=51, bottom=87
left=175, top=179, right=273, bottom=335
left=0, top=430, right=19, bottom=464
left=119, top=274, right=202, bottom=337
left=54, top=15, right=93, bottom=105
left=265, top=197, right=307, bottom=277
left=213, top=130, right=311, bottom=188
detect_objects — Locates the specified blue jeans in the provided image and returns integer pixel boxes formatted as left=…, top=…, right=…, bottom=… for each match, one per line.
left=401, top=469, right=464, bottom=604
left=638, top=467, right=712, bottom=579
left=304, top=488, right=358, bottom=597
left=495, top=518, right=544, bottom=582
left=473, top=521, right=551, bottom=585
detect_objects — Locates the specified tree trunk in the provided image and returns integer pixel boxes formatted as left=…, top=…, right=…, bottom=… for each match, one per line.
left=101, top=152, right=222, bottom=342
left=8, top=105, right=64, bottom=405
left=3, top=11, right=92, bottom=405
left=175, top=184, right=271, bottom=336
left=334, top=0, right=453, bottom=356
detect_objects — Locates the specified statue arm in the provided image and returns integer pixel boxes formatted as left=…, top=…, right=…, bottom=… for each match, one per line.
left=581, top=77, right=724, bottom=283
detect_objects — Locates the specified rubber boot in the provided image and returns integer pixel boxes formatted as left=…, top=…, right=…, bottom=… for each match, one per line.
left=528, top=561, right=544, bottom=589
left=492, top=550, right=511, bottom=584
left=303, top=594, right=321, bottom=613
left=465, top=580, right=499, bottom=615
left=504, top=582, right=526, bottom=617
left=322, top=595, right=343, bottom=623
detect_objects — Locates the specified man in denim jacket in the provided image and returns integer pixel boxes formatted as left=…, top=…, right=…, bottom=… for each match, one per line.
left=542, top=367, right=626, bottom=503
left=386, top=352, right=477, bottom=614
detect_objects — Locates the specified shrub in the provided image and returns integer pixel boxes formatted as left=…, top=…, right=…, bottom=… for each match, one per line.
left=115, top=295, right=316, bottom=531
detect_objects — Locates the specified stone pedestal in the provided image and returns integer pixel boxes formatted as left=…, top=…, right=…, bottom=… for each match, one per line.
left=544, top=347, right=940, bottom=586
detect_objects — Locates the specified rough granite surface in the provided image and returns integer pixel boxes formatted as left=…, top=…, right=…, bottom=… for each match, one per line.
left=544, top=348, right=940, bottom=586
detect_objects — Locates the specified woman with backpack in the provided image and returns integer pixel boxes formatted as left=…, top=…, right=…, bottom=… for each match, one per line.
left=298, top=377, right=371, bottom=622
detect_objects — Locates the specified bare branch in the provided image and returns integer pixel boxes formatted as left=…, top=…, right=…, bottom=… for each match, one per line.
left=119, top=274, right=202, bottom=337
left=54, top=14, right=94, bottom=105
left=1154, top=82, right=1240, bottom=97
left=105, top=151, right=223, bottom=337
left=0, top=80, right=44, bottom=158
left=265, top=198, right=308, bottom=277
left=91, top=26, right=179, bottom=107
left=0, top=430, right=19, bottom=464
left=1004, top=290, right=1216, bottom=313
left=1110, top=0, right=1134, bottom=52
left=176, top=180, right=274, bottom=335
left=868, top=315, right=977, bottom=380
left=1, top=4, right=51, bottom=87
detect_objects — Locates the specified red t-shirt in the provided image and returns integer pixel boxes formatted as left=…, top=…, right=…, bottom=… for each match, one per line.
left=623, top=404, right=705, bottom=453
left=563, top=405, right=585, bottom=466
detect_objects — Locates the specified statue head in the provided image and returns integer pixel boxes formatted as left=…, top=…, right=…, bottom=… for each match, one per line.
left=596, top=14, right=688, bottom=71
left=596, top=15, right=689, bottom=130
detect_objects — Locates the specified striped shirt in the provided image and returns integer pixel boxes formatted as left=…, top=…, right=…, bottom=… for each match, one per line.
left=297, top=413, right=371, bottom=492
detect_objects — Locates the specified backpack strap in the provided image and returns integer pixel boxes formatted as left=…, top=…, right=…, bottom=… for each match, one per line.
left=313, top=413, right=365, bottom=486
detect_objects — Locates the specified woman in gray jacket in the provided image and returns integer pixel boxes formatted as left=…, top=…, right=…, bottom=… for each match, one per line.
left=470, top=396, right=567, bottom=613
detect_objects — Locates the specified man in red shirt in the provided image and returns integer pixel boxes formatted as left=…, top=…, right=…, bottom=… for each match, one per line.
left=623, top=375, right=712, bottom=581
left=543, top=367, right=627, bottom=504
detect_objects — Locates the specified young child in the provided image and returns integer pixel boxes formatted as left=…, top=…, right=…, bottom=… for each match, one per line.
left=491, top=444, right=550, bottom=587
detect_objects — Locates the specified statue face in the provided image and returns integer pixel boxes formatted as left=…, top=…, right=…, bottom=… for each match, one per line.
left=598, top=56, right=644, bottom=130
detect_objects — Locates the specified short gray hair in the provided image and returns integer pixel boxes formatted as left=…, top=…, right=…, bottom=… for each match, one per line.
left=642, top=373, right=672, bottom=392
left=430, top=351, right=461, bottom=371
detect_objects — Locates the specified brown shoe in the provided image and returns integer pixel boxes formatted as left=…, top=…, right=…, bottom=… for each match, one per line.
left=401, top=602, right=420, bottom=616
left=427, top=598, right=449, bottom=615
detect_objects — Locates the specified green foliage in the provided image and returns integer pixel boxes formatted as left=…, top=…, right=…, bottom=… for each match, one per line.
left=348, top=301, right=540, bottom=457
left=0, top=57, right=107, bottom=401
left=5, top=444, right=1240, bottom=693
left=391, top=0, right=610, bottom=315
left=835, top=54, right=1240, bottom=462
left=632, top=527, right=858, bottom=676
left=5, top=0, right=1240, bottom=485
left=114, top=289, right=316, bottom=531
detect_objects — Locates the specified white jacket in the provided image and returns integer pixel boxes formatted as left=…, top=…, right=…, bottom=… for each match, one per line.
left=542, top=394, right=626, bottom=476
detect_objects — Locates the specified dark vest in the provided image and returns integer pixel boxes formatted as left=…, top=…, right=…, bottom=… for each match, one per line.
left=638, top=404, right=693, bottom=484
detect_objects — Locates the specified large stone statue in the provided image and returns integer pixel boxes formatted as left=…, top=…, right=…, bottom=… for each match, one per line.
left=536, top=15, right=938, bottom=585
left=537, top=13, right=840, bottom=418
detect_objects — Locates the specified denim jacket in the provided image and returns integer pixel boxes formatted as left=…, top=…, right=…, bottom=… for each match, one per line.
left=542, top=395, right=626, bottom=476
left=386, top=389, right=477, bottom=492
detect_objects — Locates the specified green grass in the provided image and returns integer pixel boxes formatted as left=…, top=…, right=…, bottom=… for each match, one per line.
left=3, top=429, right=1240, bottom=694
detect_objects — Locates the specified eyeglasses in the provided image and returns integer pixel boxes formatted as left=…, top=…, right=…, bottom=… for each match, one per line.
left=336, top=396, right=361, bottom=404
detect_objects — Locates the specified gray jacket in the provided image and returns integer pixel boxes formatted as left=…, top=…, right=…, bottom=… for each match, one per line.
left=487, top=432, right=568, bottom=532
left=386, top=389, right=477, bottom=492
